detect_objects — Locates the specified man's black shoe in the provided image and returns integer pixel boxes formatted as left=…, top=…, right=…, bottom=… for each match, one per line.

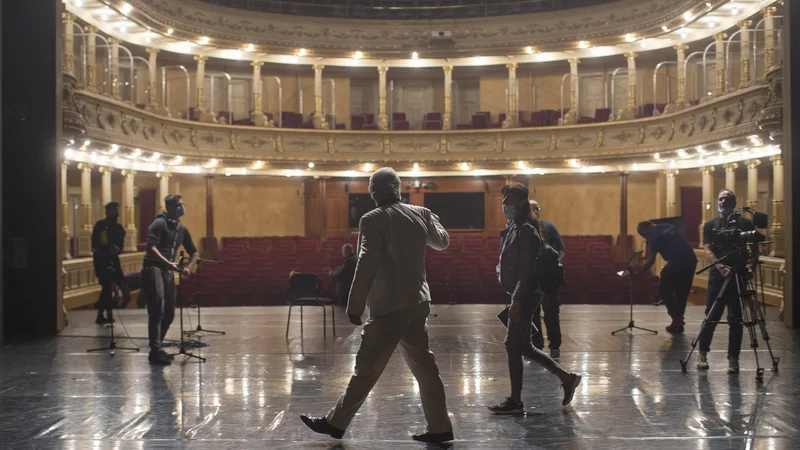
left=95, top=315, right=108, bottom=325
left=159, top=349, right=175, bottom=361
left=412, top=431, right=454, bottom=443
left=148, top=351, right=172, bottom=365
left=300, top=415, right=345, bottom=439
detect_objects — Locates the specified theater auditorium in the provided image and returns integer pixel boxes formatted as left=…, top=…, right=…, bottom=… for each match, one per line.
left=1, top=0, right=799, bottom=447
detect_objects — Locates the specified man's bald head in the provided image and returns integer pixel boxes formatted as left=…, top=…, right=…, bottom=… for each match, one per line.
left=369, top=167, right=402, bottom=205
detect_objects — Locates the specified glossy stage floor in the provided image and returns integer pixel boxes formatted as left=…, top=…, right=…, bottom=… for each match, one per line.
left=1, top=303, right=797, bottom=449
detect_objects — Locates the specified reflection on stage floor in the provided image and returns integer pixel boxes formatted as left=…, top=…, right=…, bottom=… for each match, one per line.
left=0, top=304, right=797, bottom=449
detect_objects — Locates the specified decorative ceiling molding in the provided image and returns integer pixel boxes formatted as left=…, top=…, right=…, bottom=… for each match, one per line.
left=68, top=0, right=773, bottom=67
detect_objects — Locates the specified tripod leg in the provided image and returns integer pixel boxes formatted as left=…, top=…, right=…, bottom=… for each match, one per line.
left=323, top=305, right=327, bottom=339
left=680, top=278, right=730, bottom=373
left=331, top=304, right=336, bottom=337
left=285, top=305, right=292, bottom=338
left=735, top=274, right=764, bottom=383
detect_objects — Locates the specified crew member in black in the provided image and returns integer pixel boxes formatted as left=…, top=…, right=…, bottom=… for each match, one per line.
left=330, top=243, right=357, bottom=306
left=141, top=194, right=198, bottom=365
left=631, top=220, right=697, bottom=333
left=528, top=200, right=566, bottom=359
left=696, top=189, right=757, bottom=374
left=92, top=202, right=126, bottom=325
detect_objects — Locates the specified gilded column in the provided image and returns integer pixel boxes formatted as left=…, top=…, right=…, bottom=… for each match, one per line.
left=770, top=155, right=785, bottom=257
left=616, top=52, right=637, bottom=120
left=503, top=63, right=518, bottom=128
left=157, top=172, right=171, bottom=216
left=84, top=26, right=98, bottom=92
left=249, top=61, right=272, bottom=127
left=664, top=44, right=689, bottom=114
left=377, top=66, right=389, bottom=130
left=699, top=166, right=716, bottom=247
left=61, top=162, right=72, bottom=259
left=763, top=6, right=778, bottom=74
left=99, top=166, right=113, bottom=206
left=563, top=58, right=580, bottom=124
left=63, top=12, right=76, bottom=75
left=739, top=20, right=753, bottom=88
left=746, top=159, right=761, bottom=208
left=312, top=64, right=328, bottom=129
left=713, top=33, right=727, bottom=96
left=146, top=48, right=159, bottom=108
left=724, top=162, right=738, bottom=190
left=77, top=163, right=93, bottom=257
left=442, top=65, right=453, bottom=130
left=109, top=37, right=121, bottom=99
left=121, top=170, right=137, bottom=253
left=666, top=169, right=679, bottom=217
left=194, top=55, right=217, bottom=123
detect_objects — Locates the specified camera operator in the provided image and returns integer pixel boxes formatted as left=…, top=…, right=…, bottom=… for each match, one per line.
left=630, top=221, right=697, bottom=334
left=528, top=200, right=565, bottom=359
left=141, top=194, right=198, bottom=365
left=696, top=189, right=758, bottom=374
left=91, top=202, right=126, bottom=325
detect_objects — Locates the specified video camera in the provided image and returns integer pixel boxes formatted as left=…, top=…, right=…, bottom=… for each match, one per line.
left=712, top=207, right=769, bottom=259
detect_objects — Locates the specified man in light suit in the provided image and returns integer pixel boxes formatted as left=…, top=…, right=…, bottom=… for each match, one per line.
left=301, top=167, right=454, bottom=444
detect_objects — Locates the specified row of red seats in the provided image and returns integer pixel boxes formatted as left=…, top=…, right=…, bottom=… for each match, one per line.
left=182, top=234, right=658, bottom=307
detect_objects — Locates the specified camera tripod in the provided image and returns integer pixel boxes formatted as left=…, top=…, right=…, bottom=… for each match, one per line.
left=87, top=286, right=140, bottom=357
left=171, top=252, right=206, bottom=362
left=184, top=257, right=225, bottom=337
left=679, top=249, right=779, bottom=383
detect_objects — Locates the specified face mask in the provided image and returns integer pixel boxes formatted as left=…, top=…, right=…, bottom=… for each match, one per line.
left=718, top=206, right=733, bottom=215
left=108, top=214, right=119, bottom=223
left=176, top=205, right=185, bottom=218
left=502, top=204, right=517, bottom=218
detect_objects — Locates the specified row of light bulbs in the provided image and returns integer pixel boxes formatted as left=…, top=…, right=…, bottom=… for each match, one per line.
left=76, top=0, right=746, bottom=63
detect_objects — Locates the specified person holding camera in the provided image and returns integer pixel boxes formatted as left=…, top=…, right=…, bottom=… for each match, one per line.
left=631, top=221, right=697, bottom=333
left=528, top=200, right=565, bottom=358
left=489, top=182, right=581, bottom=415
left=141, top=194, right=198, bottom=365
left=697, top=189, right=757, bottom=374
left=92, top=202, right=126, bottom=325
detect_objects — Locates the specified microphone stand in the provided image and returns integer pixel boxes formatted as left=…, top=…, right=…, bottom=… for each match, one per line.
left=172, top=251, right=206, bottom=362
left=185, top=257, right=225, bottom=337
left=87, top=283, right=140, bottom=356
left=611, top=251, right=658, bottom=336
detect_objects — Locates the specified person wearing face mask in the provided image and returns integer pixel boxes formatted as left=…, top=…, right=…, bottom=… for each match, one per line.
left=696, top=189, right=757, bottom=374
left=91, top=202, right=126, bottom=325
left=490, top=182, right=581, bottom=415
left=141, top=194, right=198, bottom=365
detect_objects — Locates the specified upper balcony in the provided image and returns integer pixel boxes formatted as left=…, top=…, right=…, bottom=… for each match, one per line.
left=67, top=0, right=774, bottom=66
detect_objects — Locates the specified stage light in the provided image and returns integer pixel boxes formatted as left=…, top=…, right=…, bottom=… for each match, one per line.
left=110, top=144, right=119, bottom=153
left=167, top=29, right=174, bottom=35
left=460, top=162, right=469, bottom=171
left=412, top=162, right=420, bottom=172
left=412, top=51, right=419, bottom=59
left=173, top=155, right=183, bottom=165
left=145, top=36, right=152, bottom=43
left=625, top=34, right=635, bottom=42
left=122, top=3, right=132, bottom=14
left=84, top=140, right=91, bottom=146
left=133, top=148, right=142, bottom=157
left=101, top=14, right=108, bottom=21
left=308, top=162, right=315, bottom=168
left=120, top=27, right=127, bottom=33
left=75, top=0, right=83, bottom=6
left=201, top=36, right=210, bottom=45
left=683, top=11, right=692, bottom=20
left=298, top=48, right=307, bottom=56
left=353, top=51, right=363, bottom=59
left=680, top=32, right=688, bottom=39
left=362, top=163, right=373, bottom=172
left=241, top=168, right=248, bottom=175
left=151, top=152, right=160, bottom=161
left=64, top=148, right=74, bottom=158
left=577, top=41, right=588, bottom=49
left=516, top=161, right=527, bottom=169
left=640, top=39, right=648, bottom=48
left=251, top=160, right=264, bottom=169
left=525, top=46, right=534, bottom=54
left=654, top=153, right=660, bottom=160
left=246, top=44, right=254, bottom=52
left=708, top=21, right=715, bottom=28
left=662, top=25, right=669, bottom=31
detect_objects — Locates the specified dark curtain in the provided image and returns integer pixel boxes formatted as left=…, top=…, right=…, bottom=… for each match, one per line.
left=681, top=187, right=702, bottom=247
left=138, top=189, right=157, bottom=244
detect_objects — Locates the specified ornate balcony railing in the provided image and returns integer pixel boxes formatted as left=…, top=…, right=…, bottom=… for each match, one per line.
left=70, top=83, right=777, bottom=176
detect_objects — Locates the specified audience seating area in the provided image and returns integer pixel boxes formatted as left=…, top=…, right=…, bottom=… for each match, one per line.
left=182, top=234, right=659, bottom=307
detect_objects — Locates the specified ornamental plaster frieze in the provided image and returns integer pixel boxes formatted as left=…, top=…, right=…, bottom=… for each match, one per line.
left=73, top=0, right=774, bottom=64
left=74, top=84, right=770, bottom=165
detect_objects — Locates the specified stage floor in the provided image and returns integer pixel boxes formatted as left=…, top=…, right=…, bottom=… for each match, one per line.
left=1, top=304, right=798, bottom=449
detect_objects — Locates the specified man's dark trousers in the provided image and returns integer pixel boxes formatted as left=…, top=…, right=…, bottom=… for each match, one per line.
left=142, top=266, right=176, bottom=352
left=659, top=263, right=696, bottom=319
left=531, top=293, right=562, bottom=350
